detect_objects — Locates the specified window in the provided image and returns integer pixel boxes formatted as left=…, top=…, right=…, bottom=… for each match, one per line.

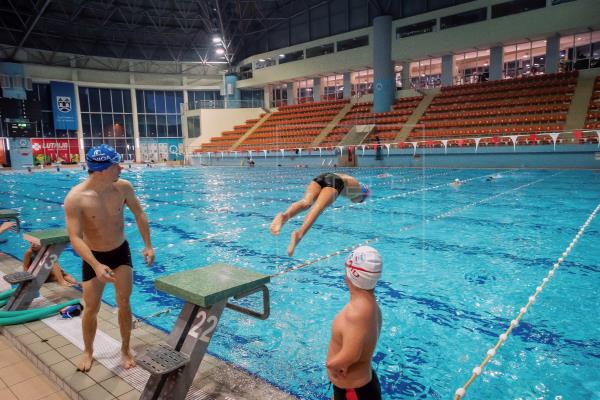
left=239, top=64, right=253, bottom=80
left=306, top=43, right=334, bottom=58
left=271, top=84, right=288, bottom=107
left=559, top=31, right=600, bottom=72
left=396, top=20, right=436, bottom=39
left=296, top=80, right=314, bottom=104
left=351, top=69, right=373, bottom=96
left=440, top=8, right=486, bottom=30
left=279, top=50, right=304, bottom=64
left=454, top=49, right=490, bottom=85
left=136, top=90, right=183, bottom=138
left=337, top=36, right=369, bottom=52
left=503, top=40, right=547, bottom=78
left=255, top=58, right=276, bottom=69
left=410, top=58, right=442, bottom=89
left=322, top=74, right=345, bottom=100
left=492, top=0, right=546, bottom=19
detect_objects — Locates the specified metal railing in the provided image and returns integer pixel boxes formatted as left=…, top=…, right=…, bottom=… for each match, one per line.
left=188, top=99, right=264, bottom=110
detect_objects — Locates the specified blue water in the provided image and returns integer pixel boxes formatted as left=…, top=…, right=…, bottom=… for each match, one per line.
left=1, top=166, right=599, bottom=399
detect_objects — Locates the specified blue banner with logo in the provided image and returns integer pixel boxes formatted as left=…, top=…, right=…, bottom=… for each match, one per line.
left=50, top=81, right=78, bottom=131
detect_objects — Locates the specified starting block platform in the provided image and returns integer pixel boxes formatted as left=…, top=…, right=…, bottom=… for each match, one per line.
left=136, top=263, right=270, bottom=400
left=3, top=228, right=70, bottom=310
left=0, top=209, right=20, bottom=233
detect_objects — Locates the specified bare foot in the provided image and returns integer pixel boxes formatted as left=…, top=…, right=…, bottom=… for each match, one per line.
left=287, top=231, right=302, bottom=256
left=270, top=213, right=288, bottom=236
left=77, top=351, right=93, bottom=372
left=122, top=349, right=137, bottom=369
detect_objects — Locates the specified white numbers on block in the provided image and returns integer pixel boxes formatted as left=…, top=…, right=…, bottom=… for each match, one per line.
left=188, top=311, right=219, bottom=343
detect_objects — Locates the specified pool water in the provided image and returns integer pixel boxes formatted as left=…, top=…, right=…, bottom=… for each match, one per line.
left=1, top=166, right=599, bottom=399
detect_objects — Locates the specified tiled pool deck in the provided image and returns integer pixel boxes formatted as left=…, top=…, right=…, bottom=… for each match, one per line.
left=0, top=252, right=295, bottom=400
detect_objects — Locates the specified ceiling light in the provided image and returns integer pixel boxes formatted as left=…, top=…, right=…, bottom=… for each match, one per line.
left=216, top=48, right=225, bottom=55
left=212, top=36, right=221, bottom=43
left=279, top=54, right=285, bottom=58
left=258, top=58, right=265, bottom=62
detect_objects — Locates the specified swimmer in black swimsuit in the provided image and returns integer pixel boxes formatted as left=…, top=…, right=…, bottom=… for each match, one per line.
left=270, top=172, right=370, bottom=256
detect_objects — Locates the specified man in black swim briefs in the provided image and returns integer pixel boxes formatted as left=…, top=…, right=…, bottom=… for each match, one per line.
left=270, top=172, right=370, bottom=256
left=64, top=144, right=154, bottom=372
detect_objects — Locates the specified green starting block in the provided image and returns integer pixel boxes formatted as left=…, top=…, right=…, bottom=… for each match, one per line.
left=3, top=228, right=70, bottom=311
left=0, top=209, right=20, bottom=233
left=136, top=263, right=270, bottom=400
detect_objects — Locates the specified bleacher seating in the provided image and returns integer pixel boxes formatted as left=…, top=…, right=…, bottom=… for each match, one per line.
left=233, top=99, right=348, bottom=151
left=320, top=97, right=422, bottom=147
left=408, top=72, right=578, bottom=145
left=199, top=117, right=262, bottom=152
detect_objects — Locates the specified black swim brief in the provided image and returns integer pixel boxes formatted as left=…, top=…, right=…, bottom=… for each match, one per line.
left=313, top=173, right=345, bottom=194
left=332, top=370, right=381, bottom=400
left=82, top=240, right=132, bottom=282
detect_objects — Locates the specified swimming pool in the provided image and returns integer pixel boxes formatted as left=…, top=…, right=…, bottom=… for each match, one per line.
left=1, top=166, right=599, bottom=399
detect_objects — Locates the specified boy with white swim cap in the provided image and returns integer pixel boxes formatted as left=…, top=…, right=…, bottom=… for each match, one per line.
left=326, top=246, right=383, bottom=400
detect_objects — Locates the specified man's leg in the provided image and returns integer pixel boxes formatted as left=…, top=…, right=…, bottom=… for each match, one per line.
left=288, top=187, right=337, bottom=256
left=78, top=277, right=105, bottom=372
left=271, top=182, right=321, bottom=235
left=113, top=264, right=135, bottom=369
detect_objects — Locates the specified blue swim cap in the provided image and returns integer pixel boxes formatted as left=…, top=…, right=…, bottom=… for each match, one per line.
left=86, top=144, right=121, bottom=172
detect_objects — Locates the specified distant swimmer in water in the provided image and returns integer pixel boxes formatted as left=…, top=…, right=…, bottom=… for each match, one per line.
left=376, top=173, right=392, bottom=178
left=450, top=178, right=462, bottom=187
left=270, top=173, right=370, bottom=256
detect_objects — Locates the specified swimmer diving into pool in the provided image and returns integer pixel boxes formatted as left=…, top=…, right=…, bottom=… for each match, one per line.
left=64, top=144, right=155, bottom=372
left=270, top=172, right=370, bottom=256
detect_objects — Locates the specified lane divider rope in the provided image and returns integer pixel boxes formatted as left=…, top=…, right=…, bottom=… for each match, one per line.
left=453, top=201, right=600, bottom=400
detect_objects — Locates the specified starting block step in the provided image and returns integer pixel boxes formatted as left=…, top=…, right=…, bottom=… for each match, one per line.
left=23, top=228, right=70, bottom=246
left=136, top=344, right=190, bottom=375
left=4, top=271, right=34, bottom=284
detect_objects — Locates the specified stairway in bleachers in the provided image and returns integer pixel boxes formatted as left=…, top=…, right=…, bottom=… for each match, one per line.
left=319, top=96, right=422, bottom=148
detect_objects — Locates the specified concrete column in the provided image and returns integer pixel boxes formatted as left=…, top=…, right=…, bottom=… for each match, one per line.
left=263, top=86, right=272, bottom=108
left=372, top=15, right=394, bottom=113
left=70, top=58, right=85, bottom=161
left=401, top=61, right=410, bottom=89
left=545, top=35, right=560, bottom=74
left=343, top=72, right=351, bottom=99
left=224, top=74, right=240, bottom=108
left=489, top=46, right=503, bottom=81
left=441, top=54, right=453, bottom=87
left=181, top=79, right=190, bottom=156
left=129, top=68, right=141, bottom=163
left=313, top=77, right=321, bottom=102
left=286, top=82, right=295, bottom=105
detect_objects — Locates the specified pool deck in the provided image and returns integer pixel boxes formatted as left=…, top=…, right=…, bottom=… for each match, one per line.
left=0, top=252, right=296, bottom=400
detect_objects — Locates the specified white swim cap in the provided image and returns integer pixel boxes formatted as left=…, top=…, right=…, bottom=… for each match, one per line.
left=345, top=246, right=382, bottom=290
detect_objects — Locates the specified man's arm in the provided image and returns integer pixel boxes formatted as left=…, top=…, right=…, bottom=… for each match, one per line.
left=326, top=308, right=368, bottom=377
left=122, top=181, right=154, bottom=267
left=0, top=221, right=15, bottom=235
left=64, top=193, right=115, bottom=283
left=23, top=248, right=33, bottom=270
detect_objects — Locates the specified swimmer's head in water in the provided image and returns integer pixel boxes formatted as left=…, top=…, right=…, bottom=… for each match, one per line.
left=351, top=183, right=371, bottom=203
left=345, top=246, right=382, bottom=290
left=86, top=144, right=121, bottom=172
